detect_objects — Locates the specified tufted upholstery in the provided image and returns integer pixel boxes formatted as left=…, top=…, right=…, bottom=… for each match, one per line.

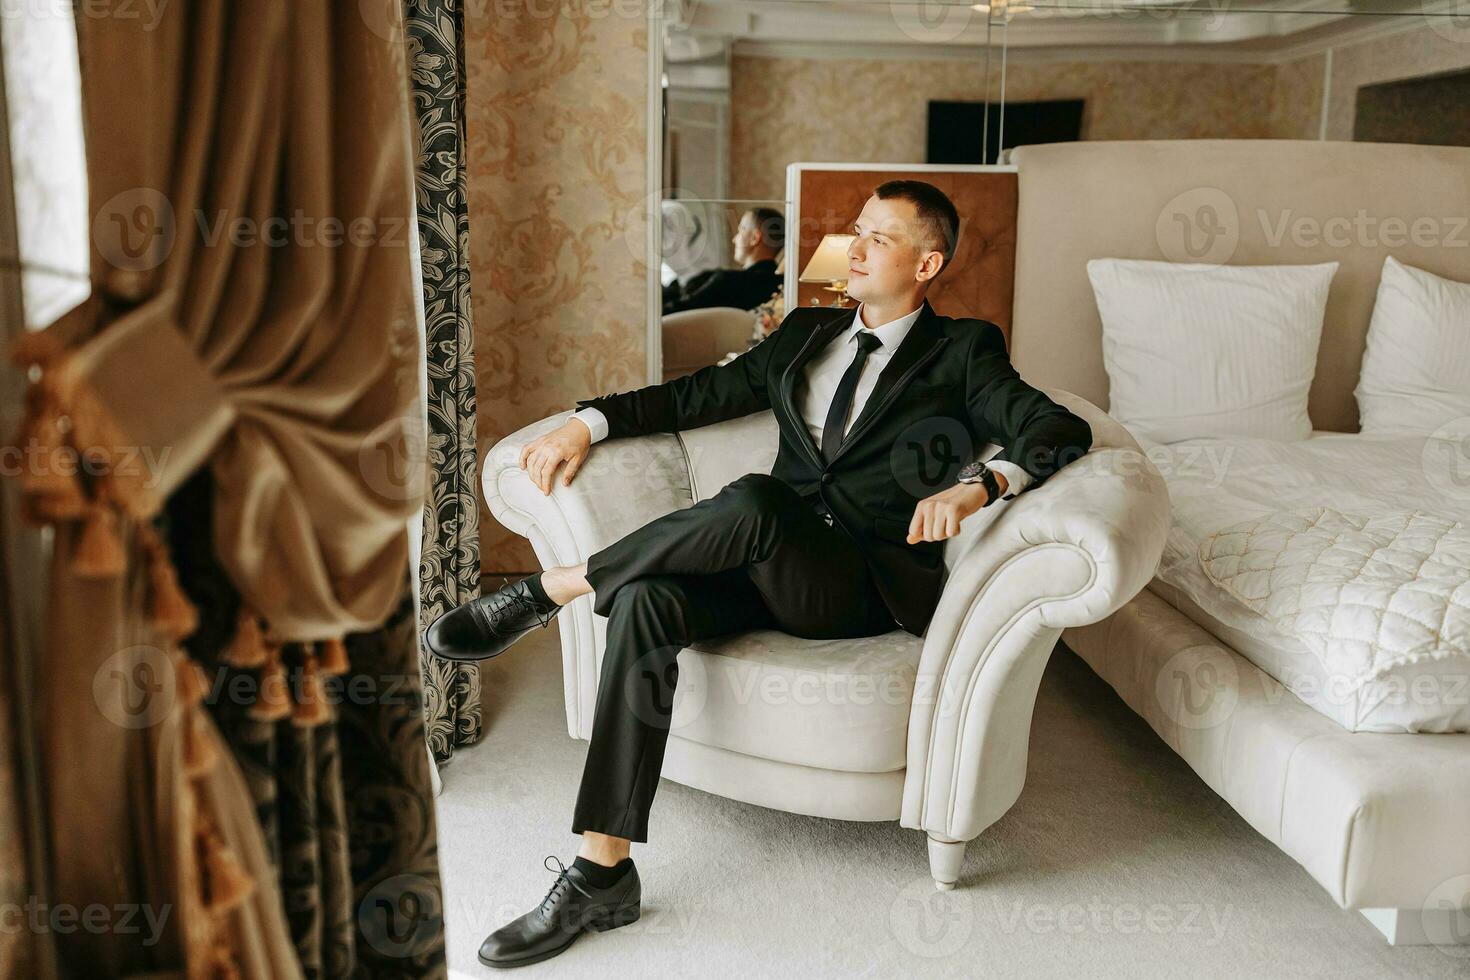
left=483, top=390, right=1169, bottom=887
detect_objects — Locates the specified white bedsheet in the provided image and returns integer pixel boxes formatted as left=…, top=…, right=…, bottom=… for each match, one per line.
left=1144, top=430, right=1470, bottom=733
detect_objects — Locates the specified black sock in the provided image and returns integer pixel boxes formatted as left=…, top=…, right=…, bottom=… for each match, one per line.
left=521, top=572, right=560, bottom=609
left=572, top=855, right=632, bottom=888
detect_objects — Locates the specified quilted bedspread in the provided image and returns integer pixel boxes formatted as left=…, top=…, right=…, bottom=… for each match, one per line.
left=1198, top=506, right=1470, bottom=688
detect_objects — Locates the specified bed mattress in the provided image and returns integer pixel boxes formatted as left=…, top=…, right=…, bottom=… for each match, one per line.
left=1144, top=430, right=1470, bottom=733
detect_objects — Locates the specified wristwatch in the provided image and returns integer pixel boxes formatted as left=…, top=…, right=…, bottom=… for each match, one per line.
left=956, top=459, right=1001, bottom=506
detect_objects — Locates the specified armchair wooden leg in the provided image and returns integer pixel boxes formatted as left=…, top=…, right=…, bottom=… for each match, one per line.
left=926, top=833, right=967, bottom=891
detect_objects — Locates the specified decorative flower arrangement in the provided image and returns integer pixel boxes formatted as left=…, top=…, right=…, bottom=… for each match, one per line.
left=752, top=287, right=786, bottom=343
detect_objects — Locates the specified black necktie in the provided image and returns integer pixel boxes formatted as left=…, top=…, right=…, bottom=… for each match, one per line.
left=820, top=331, right=883, bottom=460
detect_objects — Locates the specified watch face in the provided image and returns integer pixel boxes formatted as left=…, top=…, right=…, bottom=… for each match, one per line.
left=957, top=460, right=987, bottom=482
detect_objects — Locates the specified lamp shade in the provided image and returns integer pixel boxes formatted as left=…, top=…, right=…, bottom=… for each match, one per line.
left=799, top=234, right=856, bottom=283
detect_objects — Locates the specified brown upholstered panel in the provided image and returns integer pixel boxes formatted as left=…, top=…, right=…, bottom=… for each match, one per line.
left=793, top=169, right=1018, bottom=338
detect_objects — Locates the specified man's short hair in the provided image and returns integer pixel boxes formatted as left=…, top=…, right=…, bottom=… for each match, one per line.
left=873, top=180, right=960, bottom=275
left=748, top=207, right=786, bottom=252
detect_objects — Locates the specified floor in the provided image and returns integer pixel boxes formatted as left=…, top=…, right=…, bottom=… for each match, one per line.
left=434, top=629, right=1466, bottom=978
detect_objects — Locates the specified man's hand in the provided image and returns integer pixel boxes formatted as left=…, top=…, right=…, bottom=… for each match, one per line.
left=906, top=471, right=1008, bottom=544
left=519, top=418, right=593, bottom=495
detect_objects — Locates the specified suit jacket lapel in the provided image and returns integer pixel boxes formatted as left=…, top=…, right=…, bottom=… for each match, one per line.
left=777, top=306, right=856, bottom=470
left=829, top=298, right=949, bottom=464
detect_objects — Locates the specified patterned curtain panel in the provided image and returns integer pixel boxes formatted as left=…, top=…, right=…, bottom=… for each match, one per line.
left=408, top=0, right=486, bottom=763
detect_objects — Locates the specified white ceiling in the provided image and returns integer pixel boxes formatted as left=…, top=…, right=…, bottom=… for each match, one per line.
left=664, top=0, right=1450, bottom=64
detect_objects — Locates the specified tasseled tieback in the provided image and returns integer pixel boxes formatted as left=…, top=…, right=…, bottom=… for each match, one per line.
left=9, top=335, right=153, bottom=579
left=219, top=608, right=351, bottom=728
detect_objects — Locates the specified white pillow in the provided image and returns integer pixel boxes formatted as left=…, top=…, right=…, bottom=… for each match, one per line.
left=1354, top=255, right=1470, bottom=435
left=1087, top=258, right=1338, bottom=444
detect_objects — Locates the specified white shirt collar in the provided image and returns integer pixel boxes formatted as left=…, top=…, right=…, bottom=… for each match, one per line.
left=845, top=301, right=924, bottom=352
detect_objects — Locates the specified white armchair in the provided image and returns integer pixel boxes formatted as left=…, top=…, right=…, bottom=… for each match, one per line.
left=483, top=390, right=1169, bottom=889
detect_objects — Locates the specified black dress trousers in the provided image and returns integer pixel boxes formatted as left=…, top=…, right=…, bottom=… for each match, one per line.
left=571, top=472, right=896, bottom=842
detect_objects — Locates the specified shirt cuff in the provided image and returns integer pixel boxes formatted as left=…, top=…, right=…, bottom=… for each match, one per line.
left=987, top=459, right=1032, bottom=499
left=570, top=407, right=609, bottom=444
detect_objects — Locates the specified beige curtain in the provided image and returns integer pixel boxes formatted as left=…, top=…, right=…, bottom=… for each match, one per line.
left=10, top=2, right=433, bottom=975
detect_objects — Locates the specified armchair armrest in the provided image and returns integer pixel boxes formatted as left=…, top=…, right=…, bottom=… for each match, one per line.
left=901, top=392, right=1170, bottom=843
left=482, top=410, right=697, bottom=737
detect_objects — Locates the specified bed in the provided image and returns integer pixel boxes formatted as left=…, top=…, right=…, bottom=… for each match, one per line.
left=1007, top=138, right=1470, bottom=947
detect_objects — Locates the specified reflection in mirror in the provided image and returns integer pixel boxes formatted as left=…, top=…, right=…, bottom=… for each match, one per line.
left=655, top=0, right=1470, bottom=375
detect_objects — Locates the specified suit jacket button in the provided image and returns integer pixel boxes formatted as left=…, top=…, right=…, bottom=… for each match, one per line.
left=820, top=472, right=833, bottom=485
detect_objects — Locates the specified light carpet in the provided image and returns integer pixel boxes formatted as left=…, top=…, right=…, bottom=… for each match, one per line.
left=434, top=630, right=1464, bottom=978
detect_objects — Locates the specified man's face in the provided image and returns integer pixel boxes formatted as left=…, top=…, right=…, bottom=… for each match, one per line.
left=845, top=195, right=942, bottom=304
left=731, top=211, right=758, bottom=264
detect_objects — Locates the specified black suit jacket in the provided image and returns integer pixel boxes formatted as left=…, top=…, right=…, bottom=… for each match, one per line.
left=577, top=298, right=1092, bottom=635
left=663, top=258, right=781, bottom=315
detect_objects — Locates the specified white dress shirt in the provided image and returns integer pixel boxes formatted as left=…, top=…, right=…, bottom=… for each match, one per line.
left=571, top=302, right=1030, bottom=498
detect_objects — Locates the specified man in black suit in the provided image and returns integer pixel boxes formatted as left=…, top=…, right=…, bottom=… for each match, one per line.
left=427, top=181, right=1092, bottom=968
left=662, top=206, right=784, bottom=314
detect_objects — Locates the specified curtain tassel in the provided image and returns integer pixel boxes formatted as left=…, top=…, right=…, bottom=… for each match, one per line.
left=199, top=827, right=253, bottom=915
left=220, top=610, right=269, bottom=669
left=183, top=709, right=219, bottom=779
left=318, top=636, right=349, bottom=676
left=248, top=643, right=292, bottom=723
left=73, top=504, right=126, bottom=577
left=139, top=524, right=199, bottom=641
left=175, top=653, right=209, bottom=709
left=291, top=650, right=332, bottom=728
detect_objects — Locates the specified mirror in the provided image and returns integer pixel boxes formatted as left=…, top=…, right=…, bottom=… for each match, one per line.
left=652, top=0, right=1470, bottom=378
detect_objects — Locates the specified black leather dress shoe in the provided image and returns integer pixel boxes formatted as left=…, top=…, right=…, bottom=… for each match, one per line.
left=423, top=578, right=559, bottom=662
left=478, top=855, right=641, bottom=969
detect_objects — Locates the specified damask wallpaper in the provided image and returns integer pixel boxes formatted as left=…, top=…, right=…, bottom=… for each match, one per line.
left=466, top=4, right=650, bottom=573
left=730, top=56, right=1282, bottom=201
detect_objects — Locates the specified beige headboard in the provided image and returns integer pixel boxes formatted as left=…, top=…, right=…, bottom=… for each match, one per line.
left=1008, top=139, right=1470, bottom=433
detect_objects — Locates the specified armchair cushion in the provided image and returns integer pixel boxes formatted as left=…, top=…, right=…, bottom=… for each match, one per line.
left=671, top=628, right=920, bottom=773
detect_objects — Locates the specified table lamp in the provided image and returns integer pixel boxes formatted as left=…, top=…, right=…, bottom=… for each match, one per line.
left=798, top=234, right=858, bottom=307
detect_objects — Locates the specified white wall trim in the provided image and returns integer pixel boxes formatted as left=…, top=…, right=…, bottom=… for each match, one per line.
left=1317, top=46, right=1334, bottom=140
left=647, top=2, right=666, bottom=385
left=728, top=11, right=1452, bottom=68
